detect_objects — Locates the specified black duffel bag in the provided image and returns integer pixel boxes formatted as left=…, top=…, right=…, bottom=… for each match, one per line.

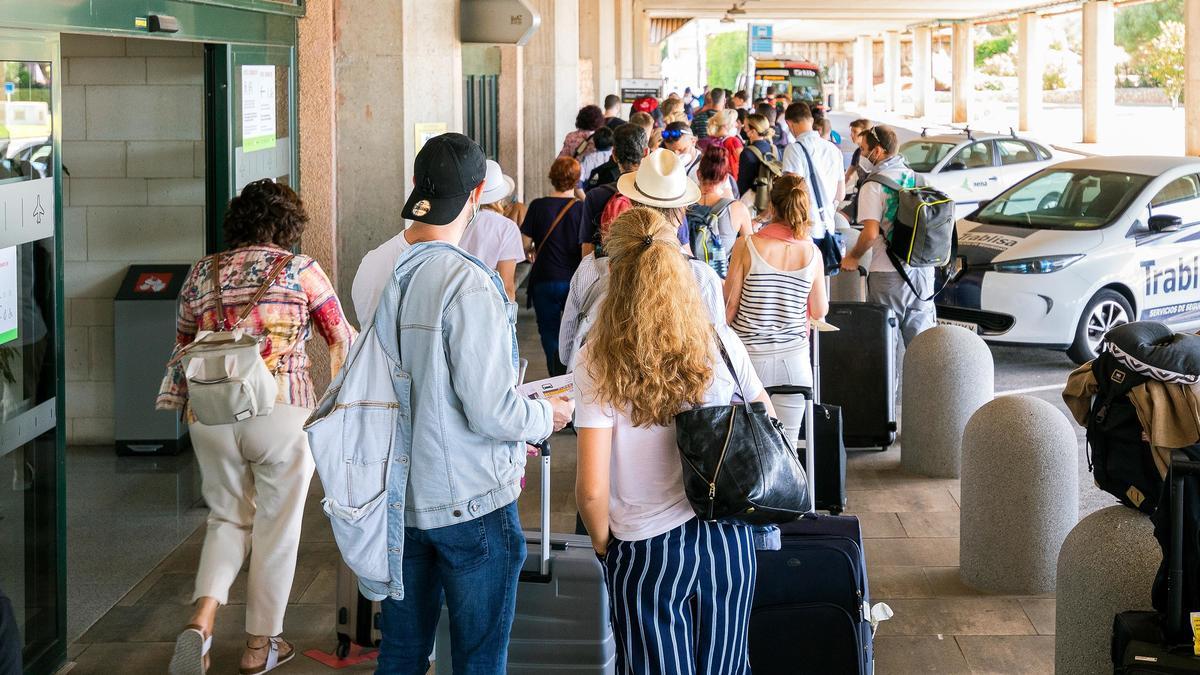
left=675, top=333, right=811, bottom=525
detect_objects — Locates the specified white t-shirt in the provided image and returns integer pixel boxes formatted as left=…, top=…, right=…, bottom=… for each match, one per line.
left=351, top=230, right=413, bottom=322
left=574, top=326, right=765, bottom=541
left=458, top=209, right=526, bottom=270
left=857, top=155, right=916, bottom=274
left=781, top=130, right=843, bottom=240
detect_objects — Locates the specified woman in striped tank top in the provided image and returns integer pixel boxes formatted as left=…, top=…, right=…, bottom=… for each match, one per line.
left=724, top=174, right=829, bottom=446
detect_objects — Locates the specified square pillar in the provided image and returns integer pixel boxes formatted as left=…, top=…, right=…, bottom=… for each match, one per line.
left=523, top=0, right=580, bottom=201
left=884, top=31, right=901, bottom=112
left=913, top=27, right=933, bottom=118
left=617, top=0, right=634, bottom=80
left=1186, top=0, right=1200, bottom=155
left=632, top=5, right=652, bottom=78
left=854, top=35, right=872, bottom=107
left=952, top=22, right=974, bottom=124
left=1082, top=0, right=1115, bottom=144
left=1018, top=12, right=1043, bottom=132
left=580, top=0, right=617, bottom=104
left=498, top=46, right=525, bottom=202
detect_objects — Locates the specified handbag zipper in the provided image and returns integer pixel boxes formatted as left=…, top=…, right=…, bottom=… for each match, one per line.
left=707, top=405, right=738, bottom=517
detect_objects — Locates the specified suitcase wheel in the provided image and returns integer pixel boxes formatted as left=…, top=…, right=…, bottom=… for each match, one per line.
left=335, top=633, right=350, bottom=659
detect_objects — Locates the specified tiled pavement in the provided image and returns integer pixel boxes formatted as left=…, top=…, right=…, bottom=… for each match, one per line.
left=63, top=285, right=1060, bottom=674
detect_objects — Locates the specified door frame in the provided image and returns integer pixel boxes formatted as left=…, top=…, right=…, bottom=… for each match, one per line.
left=0, top=27, right=66, bottom=675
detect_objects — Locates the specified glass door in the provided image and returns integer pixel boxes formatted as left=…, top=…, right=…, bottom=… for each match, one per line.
left=0, top=29, right=65, bottom=675
left=205, top=44, right=297, bottom=252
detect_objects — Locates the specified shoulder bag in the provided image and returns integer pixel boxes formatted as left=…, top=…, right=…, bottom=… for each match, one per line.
left=675, top=332, right=811, bottom=525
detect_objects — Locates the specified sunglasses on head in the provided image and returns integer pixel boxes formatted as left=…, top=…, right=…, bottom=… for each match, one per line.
left=662, top=128, right=691, bottom=142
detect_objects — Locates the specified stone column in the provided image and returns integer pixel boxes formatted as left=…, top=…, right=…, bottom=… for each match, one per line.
left=912, top=26, right=933, bottom=118
left=632, top=5, right=651, bottom=78
left=952, top=22, right=974, bottom=124
left=523, top=0, right=580, bottom=201
left=617, top=0, right=634, bottom=80
left=884, top=31, right=901, bottom=112
left=1018, top=12, right=1043, bottom=132
left=1082, top=0, right=1115, bottom=144
left=498, top=46, right=525, bottom=202
left=1186, top=0, right=1200, bottom=154
left=580, top=0, right=617, bottom=104
left=854, top=35, right=872, bottom=107
left=330, top=0, right=463, bottom=321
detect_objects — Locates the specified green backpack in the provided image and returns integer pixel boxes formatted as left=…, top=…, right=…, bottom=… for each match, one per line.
left=747, top=144, right=784, bottom=214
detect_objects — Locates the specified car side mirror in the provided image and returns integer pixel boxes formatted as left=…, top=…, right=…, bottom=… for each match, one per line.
left=1149, top=214, right=1182, bottom=232
left=944, top=162, right=966, bottom=172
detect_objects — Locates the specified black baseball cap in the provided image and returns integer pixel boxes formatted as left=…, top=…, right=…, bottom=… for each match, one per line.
left=401, top=133, right=487, bottom=226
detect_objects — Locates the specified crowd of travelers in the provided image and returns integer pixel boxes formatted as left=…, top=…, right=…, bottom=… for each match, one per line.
left=157, top=82, right=934, bottom=675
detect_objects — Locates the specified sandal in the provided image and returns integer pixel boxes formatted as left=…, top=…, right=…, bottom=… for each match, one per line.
left=238, top=636, right=295, bottom=674
left=169, top=624, right=212, bottom=675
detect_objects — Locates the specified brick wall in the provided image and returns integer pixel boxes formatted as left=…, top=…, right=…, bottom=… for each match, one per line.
left=61, top=34, right=206, bottom=445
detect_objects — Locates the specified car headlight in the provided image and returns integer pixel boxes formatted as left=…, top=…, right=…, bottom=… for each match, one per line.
left=986, top=254, right=1084, bottom=274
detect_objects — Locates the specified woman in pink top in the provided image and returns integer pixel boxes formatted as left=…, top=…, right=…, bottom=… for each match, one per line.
left=558, top=104, right=606, bottom=159
left=575, top=207, right=774, bottom=675
left=160, top=180, right=354, bottom=675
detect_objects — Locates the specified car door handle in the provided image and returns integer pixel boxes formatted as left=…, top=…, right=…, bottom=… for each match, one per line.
left=988, top=176, right=998, bottom=181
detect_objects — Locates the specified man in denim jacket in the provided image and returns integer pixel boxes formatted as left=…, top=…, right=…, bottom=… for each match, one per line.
left=370, top=133, right=574, bottom=673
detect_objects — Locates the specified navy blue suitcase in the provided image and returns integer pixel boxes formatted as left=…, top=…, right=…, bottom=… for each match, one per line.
left=750, top=324, right=875, bottom=675
left=750, top=515, right=874, bottom=674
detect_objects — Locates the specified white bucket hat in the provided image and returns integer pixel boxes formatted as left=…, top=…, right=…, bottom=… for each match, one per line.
left=617, top=148, right=701, bottom=209
left=480, top=160, right=516, bottom=205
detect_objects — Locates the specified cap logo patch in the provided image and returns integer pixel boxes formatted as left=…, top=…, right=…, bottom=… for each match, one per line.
left=412, top=200, right=431, bottom=217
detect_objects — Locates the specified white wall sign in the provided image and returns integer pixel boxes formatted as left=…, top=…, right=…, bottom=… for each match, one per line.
left=0, top=246, right=16, bottom=346
left=0, top=176, right=54, bottom=250
left=241, top=65, right=277, bottom=152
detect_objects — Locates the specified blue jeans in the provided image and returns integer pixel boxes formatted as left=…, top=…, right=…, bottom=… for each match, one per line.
left=529, top=280, right=571, bottom=377
left=377, top=502, right=526, bottom=675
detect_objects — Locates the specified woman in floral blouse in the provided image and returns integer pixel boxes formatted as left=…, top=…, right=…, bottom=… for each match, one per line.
left=159, top=179, right=354, bottom=675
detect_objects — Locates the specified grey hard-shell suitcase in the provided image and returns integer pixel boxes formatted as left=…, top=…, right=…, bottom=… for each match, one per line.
left=818, top=302, right=898, bottom=450
left=435, top=440, right=617, bottom=673
left=334, top=562, right=381, bottom=658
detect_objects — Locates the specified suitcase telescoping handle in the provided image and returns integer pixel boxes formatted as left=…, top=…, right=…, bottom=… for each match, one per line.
left=530, top=438, right=551, bottom=577
left=1167, top=453, right=1200, bottom=641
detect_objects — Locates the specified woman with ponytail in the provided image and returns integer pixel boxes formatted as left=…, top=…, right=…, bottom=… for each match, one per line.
left=574, top=207, right=771, bottom=675
left=737, top=113, right=780, bottom=198
left=724, top=174, right=829, bottom=447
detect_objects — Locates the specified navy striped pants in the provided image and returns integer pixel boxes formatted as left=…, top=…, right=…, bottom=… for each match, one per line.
left=604, top=518, right=757, bottom=675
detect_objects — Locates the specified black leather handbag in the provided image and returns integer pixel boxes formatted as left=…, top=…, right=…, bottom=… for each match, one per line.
left=675, top=334, right=811, bottom=525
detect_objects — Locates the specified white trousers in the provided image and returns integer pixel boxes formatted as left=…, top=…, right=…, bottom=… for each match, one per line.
left=188, top=404, right=315, bottom=636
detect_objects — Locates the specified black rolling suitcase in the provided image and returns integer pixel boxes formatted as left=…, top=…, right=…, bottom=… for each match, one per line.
left=770, top=322, right=847, bottom=514
left=819, top=302, right=898, bottom=450
left=750, top=322, right=881, bottom=675
left=1113, top=452, right=1200, bottom=673
left=335, top=563, right=381, bottom=659
left=436, top=440, right=617, bottom=673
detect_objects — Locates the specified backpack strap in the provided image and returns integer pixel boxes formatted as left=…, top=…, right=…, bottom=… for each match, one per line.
left=573, top=132, right=595, bottom=159
left=713, top=198, right=735, bottom=215
left=748, top=145, right=783, bottom=177
left=884, top=226, right=958, bottom=303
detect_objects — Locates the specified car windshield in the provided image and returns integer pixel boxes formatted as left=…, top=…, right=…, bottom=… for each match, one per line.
left=975, top=168, right=1152, bottom=230
left=789, top=74, right=823, bottom=101
left=899, top=141, right=957, bottom=172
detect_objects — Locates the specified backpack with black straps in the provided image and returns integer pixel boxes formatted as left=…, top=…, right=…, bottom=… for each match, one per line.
left=685, top=198, right=734, bottom=278
left=859, top=171, right=957, bottom=300
left=747, top=144, right=783, bottom=214
left=1083, top=322, right=1200, bottom=515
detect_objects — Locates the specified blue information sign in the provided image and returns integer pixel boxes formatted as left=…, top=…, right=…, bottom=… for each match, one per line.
left=3, top=82, right=14, bottom=95
left=749, top=24, right=774, bottom=54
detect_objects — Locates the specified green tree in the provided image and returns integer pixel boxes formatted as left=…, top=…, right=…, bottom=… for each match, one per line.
left=1117, top=0, right=1182, bottom=54
left=706, top=31, right=747, bottom=91
left=1142, top=20, right=1185, bottom=107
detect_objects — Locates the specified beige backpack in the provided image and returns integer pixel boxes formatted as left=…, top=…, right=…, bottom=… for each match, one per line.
left=168, top=253, right=294, bottom=425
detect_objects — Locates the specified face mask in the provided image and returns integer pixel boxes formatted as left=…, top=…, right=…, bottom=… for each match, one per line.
left=859, top=155, right=876, bottom=172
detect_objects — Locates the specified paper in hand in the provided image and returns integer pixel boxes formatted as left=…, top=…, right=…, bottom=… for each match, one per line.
left=516, top=373, right=575, bottom=400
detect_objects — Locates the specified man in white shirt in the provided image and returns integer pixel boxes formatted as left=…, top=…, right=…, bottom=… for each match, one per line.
left=351, top=230, right=412, bottom=323
left=781, top=101, right=845, bottom=246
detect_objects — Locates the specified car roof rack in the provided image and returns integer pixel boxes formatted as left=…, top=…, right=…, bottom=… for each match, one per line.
left=1009, top=126, right=1018, bottom=138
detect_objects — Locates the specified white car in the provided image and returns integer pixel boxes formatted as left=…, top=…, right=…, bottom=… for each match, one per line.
left=936, top=156, right=1200, bottom=364
left=899, top=131, right=1063, bottom=220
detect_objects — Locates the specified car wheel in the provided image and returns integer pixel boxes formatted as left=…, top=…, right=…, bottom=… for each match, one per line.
left=1067, top=289, right=1133, bottom=364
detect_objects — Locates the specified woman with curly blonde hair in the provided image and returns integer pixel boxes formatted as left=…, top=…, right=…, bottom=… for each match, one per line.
left=574, top=207, right=773, bottom=675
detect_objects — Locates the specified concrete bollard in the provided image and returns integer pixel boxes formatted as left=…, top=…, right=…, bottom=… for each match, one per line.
left=960, top=395, right=1078, bottom=594
left=900, top=325, right=994, bottom=478
left=1055, top=506, right=1160, bottom=675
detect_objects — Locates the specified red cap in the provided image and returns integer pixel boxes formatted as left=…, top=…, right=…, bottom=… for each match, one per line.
left=632, top=96, right=658, bottom=114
